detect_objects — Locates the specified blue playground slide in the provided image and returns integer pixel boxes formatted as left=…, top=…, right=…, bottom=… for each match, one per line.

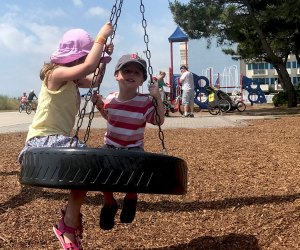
left=173, top=73, right=210, bottom=109
left=242, top=76, right=267, bottom=104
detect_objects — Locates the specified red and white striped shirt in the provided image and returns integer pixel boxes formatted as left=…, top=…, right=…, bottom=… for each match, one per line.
left=103, top=92, right=155, bottom=148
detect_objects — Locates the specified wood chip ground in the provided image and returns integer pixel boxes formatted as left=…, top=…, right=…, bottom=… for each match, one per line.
left=0, top=113, right=299, bottom=249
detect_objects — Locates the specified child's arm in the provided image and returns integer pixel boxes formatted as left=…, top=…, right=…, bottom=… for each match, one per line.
left=148, top=81, right=165, bottom=125
left=48, top=23, right=113, bottom=91
left=77, top=44, right=114, bottom=88
left=92, top=91, right=108, bottom=120
left=77, top=55, right=112, bottom=88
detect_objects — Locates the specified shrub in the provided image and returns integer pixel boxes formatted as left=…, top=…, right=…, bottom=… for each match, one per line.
left=0, top=95, right=19, bottom=110
left=272, top=92, right=288, bottom=107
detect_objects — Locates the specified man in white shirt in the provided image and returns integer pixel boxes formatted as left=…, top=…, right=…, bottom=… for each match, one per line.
left=179, top=65, right=195, bottom=117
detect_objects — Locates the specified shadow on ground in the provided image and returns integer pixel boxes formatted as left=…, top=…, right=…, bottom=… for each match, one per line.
left=144, top=233, right=260, bottom=250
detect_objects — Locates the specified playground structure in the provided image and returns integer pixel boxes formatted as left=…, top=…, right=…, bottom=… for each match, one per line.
left=167, top=26, right=267, bottom=110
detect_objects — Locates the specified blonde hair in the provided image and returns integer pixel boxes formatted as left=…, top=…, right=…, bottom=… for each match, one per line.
left=40, top=62, right=59, bottom=82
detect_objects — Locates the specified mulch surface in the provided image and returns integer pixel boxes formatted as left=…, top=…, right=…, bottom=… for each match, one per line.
left=0, top=114, right=300, bottom=249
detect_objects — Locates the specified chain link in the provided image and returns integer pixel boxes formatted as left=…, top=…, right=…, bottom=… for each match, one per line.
left=71, top=0, right=123, bottom=145
left=140, top=0, right=167, bottom=154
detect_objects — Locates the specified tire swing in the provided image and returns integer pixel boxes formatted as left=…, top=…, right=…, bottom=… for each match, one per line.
left=19, top=0, right=188, bottom=195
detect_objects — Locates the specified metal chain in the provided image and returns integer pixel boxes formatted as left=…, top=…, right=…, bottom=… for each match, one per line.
left=72, top=0, right=123, bottom=145
left=72, top=0, right=167, bottom=153
left=139, top=0, right=167, bottom=154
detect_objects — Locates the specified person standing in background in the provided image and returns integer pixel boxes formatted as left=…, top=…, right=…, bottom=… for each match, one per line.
left=179, top=65, right=195, bottom=118
left=157, top=70, right=168, bottom=101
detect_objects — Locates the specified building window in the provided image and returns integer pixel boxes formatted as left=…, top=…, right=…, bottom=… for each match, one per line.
left=292, top=77, right=300, bottom=84
left=253, top=69, right=267, bottom=75
left=248, top=62, right=271, bottom=70
left=253, top=78, right=270, bottom=84
left=270, top=78, right=277, bottom=84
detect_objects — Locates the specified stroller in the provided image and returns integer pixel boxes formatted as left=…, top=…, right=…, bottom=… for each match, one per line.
left=205, top=86, right=246, bottom=114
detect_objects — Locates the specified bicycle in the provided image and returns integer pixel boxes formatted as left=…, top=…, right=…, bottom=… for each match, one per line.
left=18, top=103, right=27, bottom=113
left=25, top=99, right=38, bottom=114
left=164, top=85, right=184, bottom=116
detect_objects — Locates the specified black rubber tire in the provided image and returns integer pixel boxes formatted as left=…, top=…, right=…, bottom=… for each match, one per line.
left=26, top=105, right=32, bottom=114
left=218, top=99, right=231, bottom=112
left=236, top=101, right=246, bottom=112
left=19, top=105, right=23, bottom=113
left=19, top=147, right=188, bottom=195
left=207, top=104, right=220, bottom=115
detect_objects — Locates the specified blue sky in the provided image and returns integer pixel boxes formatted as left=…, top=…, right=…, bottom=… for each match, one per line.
left=0, top=0, right=238, bottom=98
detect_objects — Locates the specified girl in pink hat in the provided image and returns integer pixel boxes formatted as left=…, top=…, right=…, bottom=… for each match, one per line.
left=18, top=23, right=114, bottom=249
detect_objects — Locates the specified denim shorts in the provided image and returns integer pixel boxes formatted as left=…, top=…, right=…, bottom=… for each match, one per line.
left=18, top=135, right=86, bottom=164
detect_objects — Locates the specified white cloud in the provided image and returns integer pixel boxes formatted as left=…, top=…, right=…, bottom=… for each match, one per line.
left=42, top=8, right=66, bottom=18
left=0, top=21, right=62, bottom=58
left=4, top=4, right=20, bottom=12
left=85, top=6, right=110, bottom=19
left=73, top=0, right=83, bottom=7
left=0, top=22, right=28, bottom=52
left=0, top=11, right=19, bottom=25
left=26, top=23, right=64, bottom=56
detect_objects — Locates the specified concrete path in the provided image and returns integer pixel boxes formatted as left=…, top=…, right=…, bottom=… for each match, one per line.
left=0, top=111, right=277, bottom=134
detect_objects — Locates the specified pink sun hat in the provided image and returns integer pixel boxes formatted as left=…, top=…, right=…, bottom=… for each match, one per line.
left=50, top=29, right=94, bottom=64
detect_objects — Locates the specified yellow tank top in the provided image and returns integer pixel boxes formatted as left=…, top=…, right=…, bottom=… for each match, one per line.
left=26, top=80, right=79, bottom=141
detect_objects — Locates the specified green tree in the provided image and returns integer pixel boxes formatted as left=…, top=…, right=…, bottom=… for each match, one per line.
left=169, top=0, right=299, bottom=107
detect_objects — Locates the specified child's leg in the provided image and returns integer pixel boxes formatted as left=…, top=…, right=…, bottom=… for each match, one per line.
left=54, top=190, right=87, bottom=249
left=124, top=192, right=137, bottom=200
left=99, top=192, right=118, bottom=230
left=64, top=190, right=87, bottom=228
left=103, top=191, right=117, bottom=205
left=120, top=193, right=138, bottom=223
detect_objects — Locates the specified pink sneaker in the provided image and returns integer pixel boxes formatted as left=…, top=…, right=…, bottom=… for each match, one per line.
left=53, top=209, right=83, bottom=250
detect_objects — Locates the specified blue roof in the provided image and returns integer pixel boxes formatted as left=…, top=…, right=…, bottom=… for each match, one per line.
left=168, top=26, right=189, bottom=42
